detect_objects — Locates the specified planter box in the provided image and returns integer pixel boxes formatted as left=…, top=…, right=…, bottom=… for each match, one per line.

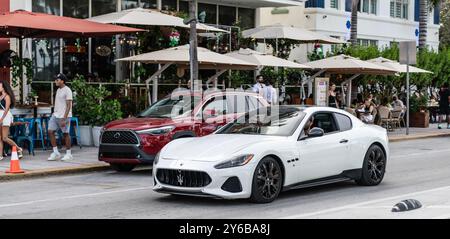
left=92, top=126, right=103, bottom=147
left=79, top=125, right=93, bottom=146
left=410, top=111, right=430, bottom=128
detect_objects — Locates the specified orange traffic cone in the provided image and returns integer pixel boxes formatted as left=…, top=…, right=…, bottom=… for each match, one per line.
left=6, top=146, right=25, bottom=174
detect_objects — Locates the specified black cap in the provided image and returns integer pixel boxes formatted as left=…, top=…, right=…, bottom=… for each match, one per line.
left=54, top=73, right=68, bottom=83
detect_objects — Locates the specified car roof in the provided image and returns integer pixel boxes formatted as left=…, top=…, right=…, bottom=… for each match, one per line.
left=166, top=90, right=263, bottom=98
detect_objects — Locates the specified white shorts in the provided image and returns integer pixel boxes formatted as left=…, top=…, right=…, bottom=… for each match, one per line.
left=0, top=110, right=13, bottom=127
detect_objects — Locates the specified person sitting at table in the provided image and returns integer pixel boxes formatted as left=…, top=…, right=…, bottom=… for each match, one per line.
left=0, top=80, right=23, bottom=160
left=357, top=99, right=375, bottom=123
left=392, top=96, right=405, bottom=112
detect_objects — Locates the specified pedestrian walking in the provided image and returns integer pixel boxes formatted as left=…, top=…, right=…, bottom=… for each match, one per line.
left=438, top=83, right=450, bottom=129
left=0, top=80, right=23, bottom=160
left=48, top=73, right=74, bottom=161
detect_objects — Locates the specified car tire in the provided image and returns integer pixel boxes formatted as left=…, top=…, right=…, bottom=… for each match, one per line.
left=110, top=163, right=136, bottom=172
left=356, top=144, right=386, bottom=186
left=249, top=156, right=283, bottom=204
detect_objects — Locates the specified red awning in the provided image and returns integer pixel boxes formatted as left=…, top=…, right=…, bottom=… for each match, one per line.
left=0, top=10, right=144, bottom=38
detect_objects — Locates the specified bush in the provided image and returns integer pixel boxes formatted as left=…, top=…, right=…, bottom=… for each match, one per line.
left=71, top=75, right=122, bottom=126
left=409, top=94, right=428, bottom=113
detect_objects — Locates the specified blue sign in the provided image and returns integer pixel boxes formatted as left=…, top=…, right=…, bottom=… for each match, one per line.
left=415, top=29, right=419, bottom=37
left=346, top=20, right=351, bottom=29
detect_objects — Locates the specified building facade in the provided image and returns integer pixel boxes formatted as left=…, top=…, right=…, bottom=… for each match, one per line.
left=258, top=0, right=441, bottom=62
left=0, top=0, right=304, bottom=85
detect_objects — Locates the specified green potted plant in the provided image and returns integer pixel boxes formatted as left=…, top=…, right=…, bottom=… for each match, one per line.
left=72, top=75, right=122, bottom=147
left=91, top=99, right=122, bottom=147
left=409, top=94, right=430, bottom=128
left=72, top=75, right=95, bottom=146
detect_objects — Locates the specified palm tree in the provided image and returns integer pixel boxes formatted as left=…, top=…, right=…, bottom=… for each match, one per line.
left=350, top=0, right=360, bottom=46
left=419, top=0, right=441, bottom=50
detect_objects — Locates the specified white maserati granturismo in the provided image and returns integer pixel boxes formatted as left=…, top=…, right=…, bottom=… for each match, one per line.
left=153, top=106, right=389, bottom=203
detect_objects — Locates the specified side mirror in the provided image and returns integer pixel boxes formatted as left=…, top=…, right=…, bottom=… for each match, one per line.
left=308, top=127, right=324, bottom=138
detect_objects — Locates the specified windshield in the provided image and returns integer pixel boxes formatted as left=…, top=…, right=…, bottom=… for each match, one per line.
left=217, top=107, right=305, bottom=136
left=138, top=95, right=201, bottom=118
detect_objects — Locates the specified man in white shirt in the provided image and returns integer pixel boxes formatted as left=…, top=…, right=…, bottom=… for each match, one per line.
left=48, top=73, right=74, bottom=161
left=252, top=75, right=268, bottom=100
left=392, top=96, right=405, bottom=112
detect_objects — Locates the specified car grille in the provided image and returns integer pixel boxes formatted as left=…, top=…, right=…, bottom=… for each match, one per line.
left=156, top=169, right=212, bottom=188
left=101, top=130, right=139, bottom=145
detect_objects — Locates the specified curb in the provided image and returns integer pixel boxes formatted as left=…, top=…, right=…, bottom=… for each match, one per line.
left=0, top=163, right=111, bottom=182
left=388, top=132, right=450, bottom=142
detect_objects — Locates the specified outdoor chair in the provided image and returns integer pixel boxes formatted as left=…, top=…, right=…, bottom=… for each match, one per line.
left=16, top=118, right=36, bottom=156
left=391, top=110, right=404, bottom=129
left=378, top=106, right=395, bottom=131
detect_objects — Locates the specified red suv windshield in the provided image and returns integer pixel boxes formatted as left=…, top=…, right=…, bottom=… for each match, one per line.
left=138, top=95, right=202, bottom=118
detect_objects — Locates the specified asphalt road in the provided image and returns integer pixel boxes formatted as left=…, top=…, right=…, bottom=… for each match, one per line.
left=1, top=137, right=450, bottom=219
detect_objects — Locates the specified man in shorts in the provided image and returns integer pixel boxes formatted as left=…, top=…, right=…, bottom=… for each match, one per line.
left=48, top=73, right=74, bottom=161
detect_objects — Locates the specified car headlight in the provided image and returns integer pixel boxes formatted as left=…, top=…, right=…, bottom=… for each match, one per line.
left=214, top=154, right=254, bottom=169
left=153, top=152, right=160, bottom=165
left=137, top=126, right=175, bottom=135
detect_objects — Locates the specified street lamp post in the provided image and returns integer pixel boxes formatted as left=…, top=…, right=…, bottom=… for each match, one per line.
left=188, top=0, right=199, bottom=91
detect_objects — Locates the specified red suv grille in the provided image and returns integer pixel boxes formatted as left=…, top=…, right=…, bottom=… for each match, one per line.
left=101, top=130, right=139, bottom=145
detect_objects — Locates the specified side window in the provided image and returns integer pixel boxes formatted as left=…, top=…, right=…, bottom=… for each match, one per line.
left=312, top=112, right=339, bottom=134
left=227, top=94, right=247, bottom=114
left=334, top=113, right=352, bottom=131
left=202, top=96, right=228, bottom=117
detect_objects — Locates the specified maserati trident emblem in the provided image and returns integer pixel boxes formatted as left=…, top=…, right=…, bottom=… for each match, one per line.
left=114, top=132, right=121, bottom=139
left=177, top=170, right=184, bottom=186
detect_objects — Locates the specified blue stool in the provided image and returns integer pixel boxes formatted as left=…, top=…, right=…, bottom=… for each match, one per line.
left=16, top=118, right=36, bottom=156
left=33, top=118, right=46, bottom=150
left=70, top=117, right=82, bottom=149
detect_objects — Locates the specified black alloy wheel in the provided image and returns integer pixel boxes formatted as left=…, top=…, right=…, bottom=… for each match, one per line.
left=357, top=144, right=386, bottom=186
left=250, top=157, right=282, bottom=203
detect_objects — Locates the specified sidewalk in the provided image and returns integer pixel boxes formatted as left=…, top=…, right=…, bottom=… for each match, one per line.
left=0, top=124, right=449, bottom=181
left=388, top=123, right=450, bottom=142
left=0, top=147, right=108, bottom=181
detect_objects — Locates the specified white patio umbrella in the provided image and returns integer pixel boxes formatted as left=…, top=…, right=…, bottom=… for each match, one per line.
left=88, top=8, right=226, bottom=32
left=117, top=45, right=257, bottom=103
left=305, top=55, right=397, bottom=75
left=304, top=55, right=397, bottom=106
left=367, top=57, right=432, bottom=74
left=242, top=24, right=346, bottom=44
left=225, top=48, right=310, bottom=69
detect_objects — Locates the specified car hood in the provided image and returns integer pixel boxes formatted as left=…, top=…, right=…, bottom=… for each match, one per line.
left=162, top=134, right=280, bottom=162
left=105, top=117, right=187, bottom=131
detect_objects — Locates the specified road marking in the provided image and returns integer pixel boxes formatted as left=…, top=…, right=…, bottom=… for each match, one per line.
left=279, top=185, right=450, bottom=219
left=390, top=148, right=450, bottom=159
left=0, top=186, right=153, bottom=209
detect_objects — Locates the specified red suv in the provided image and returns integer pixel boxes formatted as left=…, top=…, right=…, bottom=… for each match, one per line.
left=99, top=90, right=269, bottom=171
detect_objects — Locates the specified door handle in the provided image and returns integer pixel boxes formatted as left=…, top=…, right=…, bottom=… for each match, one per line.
left=339, top=139, right=349, bottom=144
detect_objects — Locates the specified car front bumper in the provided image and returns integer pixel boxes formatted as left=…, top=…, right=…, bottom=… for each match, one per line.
left=98, top=144, right=156, bottom=165
left=153, top=159, right=256, bottom=199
